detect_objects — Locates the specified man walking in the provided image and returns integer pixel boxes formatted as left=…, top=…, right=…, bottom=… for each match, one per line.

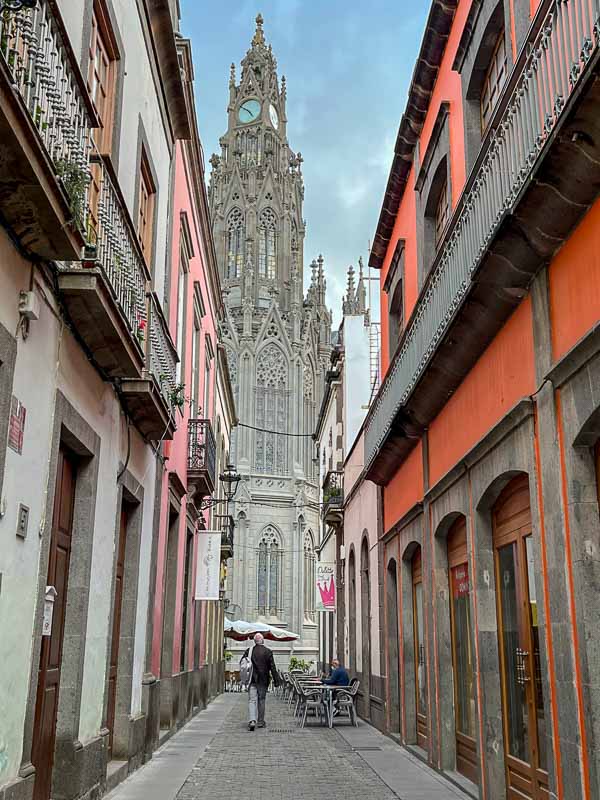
left=246, top=633, right=279, bottom=731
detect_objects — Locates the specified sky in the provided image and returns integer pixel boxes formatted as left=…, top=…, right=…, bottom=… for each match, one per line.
left=180, top=0, right=430, bottom=323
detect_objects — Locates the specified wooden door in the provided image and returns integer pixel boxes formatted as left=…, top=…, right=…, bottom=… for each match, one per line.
left=106, top=506, right=128, bottom=757
left=493, top=476, right=550, bottom=799
left=448, top=517, right=478, bottom=784
left=412, top=547, right=428, bottom=750
left=32, top=447, right=76, bottom=800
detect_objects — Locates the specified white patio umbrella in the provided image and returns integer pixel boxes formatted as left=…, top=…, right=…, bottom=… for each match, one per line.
left=224, top=618, right=298, bottom=642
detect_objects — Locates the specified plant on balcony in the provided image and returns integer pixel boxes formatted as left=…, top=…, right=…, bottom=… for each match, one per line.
left=170, top=382, right=186, bottom=409
left=55, top=158, right=89, bottom=230
left=323, top=485, right=342, bottom=504
left=136, top=316, right=146, bottom=345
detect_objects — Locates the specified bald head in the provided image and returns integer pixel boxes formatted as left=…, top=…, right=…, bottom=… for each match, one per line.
left=254, top=633, right=264, bottom=645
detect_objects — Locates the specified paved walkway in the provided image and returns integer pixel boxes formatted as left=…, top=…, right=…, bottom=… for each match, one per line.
left=106, top=693, right=468, bottom=800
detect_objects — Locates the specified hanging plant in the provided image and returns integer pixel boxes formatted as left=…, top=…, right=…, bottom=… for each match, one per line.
left=170, top=382, right=186, bottom=409
left=136, top=317, right=146, bottom=344
left=55, top=158, right=89, bottom=230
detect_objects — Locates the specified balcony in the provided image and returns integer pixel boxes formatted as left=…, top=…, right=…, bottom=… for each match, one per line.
left=187, top=419, right=216, bottom=500
left=0, top=2, right=95, bottom=260
left=58, top=155, right=150, bottom=379
left=120, top=293, right=178, bottom=440
left=214, top=514, right=235, bottom=560
left=365, top=0, right=600, bottom=484
left=322, top=471, right=344, bottom=528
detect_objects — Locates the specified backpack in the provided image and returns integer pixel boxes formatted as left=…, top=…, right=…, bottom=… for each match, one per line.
left=239, top=646, right=253, bottom=686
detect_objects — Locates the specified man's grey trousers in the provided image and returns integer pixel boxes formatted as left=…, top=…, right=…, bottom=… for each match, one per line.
left=248, top=684, right=268, bottom=723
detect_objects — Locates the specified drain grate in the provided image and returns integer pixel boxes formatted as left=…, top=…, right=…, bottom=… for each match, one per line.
left=352, top=746, right=382, bottom=751
left=268, top=728, right=300, bottom=733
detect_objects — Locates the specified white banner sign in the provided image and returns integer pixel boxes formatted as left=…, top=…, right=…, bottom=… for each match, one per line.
left=195, top=532, right=221, bottom=600
left=316, top=563, right=336, bottom=612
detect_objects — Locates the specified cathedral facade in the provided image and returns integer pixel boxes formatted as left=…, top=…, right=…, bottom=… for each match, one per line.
left=208, top=16, right=332, bottom=664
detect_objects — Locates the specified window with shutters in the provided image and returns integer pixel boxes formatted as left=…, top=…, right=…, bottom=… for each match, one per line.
left=87, top=1, right=118, bottom=154
left=481, top=28, right=508, bottom=132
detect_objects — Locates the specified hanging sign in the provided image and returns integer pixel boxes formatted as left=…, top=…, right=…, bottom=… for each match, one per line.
left=195, top=532, right=221, bottom=600
left=316, top=563, right=336, bottom=612
left=451, top=563, right=470, bottom=599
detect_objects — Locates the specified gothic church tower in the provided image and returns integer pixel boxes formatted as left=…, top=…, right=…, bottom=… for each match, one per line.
left=209, top=15, right=332, bottom=663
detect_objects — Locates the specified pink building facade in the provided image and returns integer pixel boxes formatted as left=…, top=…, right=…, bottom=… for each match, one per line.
left=144, top=39, right=228, bottom=745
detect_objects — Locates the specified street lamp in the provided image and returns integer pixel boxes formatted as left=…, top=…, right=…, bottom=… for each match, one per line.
left=0, top=0, right=37, bottom=12
left=220, top=463, right=241, bottom=503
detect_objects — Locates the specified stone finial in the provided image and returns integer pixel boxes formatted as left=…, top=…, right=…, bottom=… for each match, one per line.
left=209, top=153, right=220, bottom=170
left=229, top=62, right=236, bottom=87
left=253, top=13, right=265, bottom=46
left=343, top=265, right=358, bottom=315
left=356, top=256, right=367, bottom=313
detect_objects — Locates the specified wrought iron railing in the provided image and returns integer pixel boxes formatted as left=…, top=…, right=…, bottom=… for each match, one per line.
left=188, top=419, right=217, bottom=484
left=366, top=0, right=600, bottom=466
left=85, top=155, right=149, bottom=341
left=322, top=470, right=344, bottom=516
left=147, top=292, right=178, bottom=408
left=214, top=514, right=235, bottom=553
left=0, top=1, right=94, bottom=224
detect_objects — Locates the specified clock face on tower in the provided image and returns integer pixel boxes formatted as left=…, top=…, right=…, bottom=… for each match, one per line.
left=238, top=99, right=261, bottom=123
left=269, top=103, right=279, bottom=129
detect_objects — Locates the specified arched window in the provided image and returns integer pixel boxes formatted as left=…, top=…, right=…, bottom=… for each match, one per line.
left=226, top=208, right=244, bottom=279
left=255, top=344, right=288, bottom=474
left=257, top=526, right=281, bottom=616
left=258, top=208, right=277, bottom=279
left=304, top=531, right=316, bottom=621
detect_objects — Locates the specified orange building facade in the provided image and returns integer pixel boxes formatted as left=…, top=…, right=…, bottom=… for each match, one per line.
left=362, top=1, right=600, bottom=799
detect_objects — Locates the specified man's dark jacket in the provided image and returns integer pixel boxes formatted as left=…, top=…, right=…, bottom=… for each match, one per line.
left=246, top=644, right=279, bottom=688
left=323, top=666, right=350, bottom=686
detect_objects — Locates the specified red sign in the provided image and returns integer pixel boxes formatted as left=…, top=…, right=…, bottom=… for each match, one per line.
left=451, top=563, right=470, bottom=599
left=8, top=396, right=26, bottom=455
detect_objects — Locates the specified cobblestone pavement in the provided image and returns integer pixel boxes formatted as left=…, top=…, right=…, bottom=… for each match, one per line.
left=107, top=693, right=468, bottom=800
left=176, top=694, right=466, bottom=800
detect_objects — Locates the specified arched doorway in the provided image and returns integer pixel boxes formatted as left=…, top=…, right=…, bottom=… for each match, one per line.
left=348, top=549, right=357, bottom=673
left=386, top=559, right=400, bottom=734
left=412, top=546, right=428, bottom=750
left=360, top=536, right=371, bottom=719
left=493, top=475, right=549, bottom=799
left=447, top=516, right=477, bottom=784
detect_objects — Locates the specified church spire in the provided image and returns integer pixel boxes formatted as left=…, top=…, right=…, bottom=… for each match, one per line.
left=356, top=256, right=367, bottom=313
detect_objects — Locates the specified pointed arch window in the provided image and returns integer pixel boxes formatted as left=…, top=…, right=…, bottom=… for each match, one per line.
left=257, top=526, right=281, bottom=616
left=255, top=343, right=288, bottom=475
left=226, top=209, right=244, bottom=279
left=304, top=531, right=316, bottom=621
left=258, top=208, right=277, bottom=279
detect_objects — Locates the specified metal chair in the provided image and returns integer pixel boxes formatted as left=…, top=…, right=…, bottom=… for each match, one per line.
left=335, top=680, right=360, bottom=726
left=299, top=686, right=326, bottom=728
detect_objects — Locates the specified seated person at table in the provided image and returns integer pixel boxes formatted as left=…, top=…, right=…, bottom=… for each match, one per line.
left=322, top=658, right=350, bottom=686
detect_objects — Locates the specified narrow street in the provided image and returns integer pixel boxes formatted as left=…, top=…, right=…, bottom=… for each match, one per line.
left=106, top=695, right=466, bottom=800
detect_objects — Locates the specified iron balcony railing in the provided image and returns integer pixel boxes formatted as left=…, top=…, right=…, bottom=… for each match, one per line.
left=214, top=514, right=235, bottom=553
left=187, top=419, right=217, bottom=484
left=322, top=470, right=344, bottom=517
left=146, top=292, right=178, bottom=409
left=87, top=155, right=150, bottom=342
left=365, top=0, right=600, bottom=468
left=0, top=1, right=94, bottom=225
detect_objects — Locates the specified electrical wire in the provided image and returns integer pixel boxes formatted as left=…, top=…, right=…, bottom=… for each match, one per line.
left=237, top=422, right=316, bottom=438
